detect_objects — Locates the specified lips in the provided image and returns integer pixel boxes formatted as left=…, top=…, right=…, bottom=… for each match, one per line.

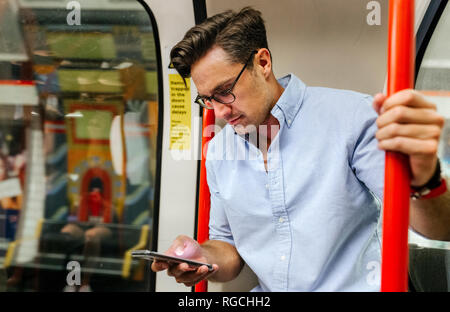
left=228, top=115, right=242, bottom=125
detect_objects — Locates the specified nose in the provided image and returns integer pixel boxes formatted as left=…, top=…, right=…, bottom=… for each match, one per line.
left=213, top=103, right=233, bottom=121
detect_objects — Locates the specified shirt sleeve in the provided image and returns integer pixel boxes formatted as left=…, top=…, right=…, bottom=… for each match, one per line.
left=205, top=157, right=236, bottom=247
left=349, top=96, right=385, bottom=203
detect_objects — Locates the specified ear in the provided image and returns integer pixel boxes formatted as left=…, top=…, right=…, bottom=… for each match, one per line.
left=255, top=48, right=272, bottom=79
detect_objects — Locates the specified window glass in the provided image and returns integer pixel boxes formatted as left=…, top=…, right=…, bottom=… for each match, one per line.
left=0, top=0, right=160, bottom=292
left=416, top=4, right=450, bottom=92
left=416, top=2, right=450, bottom=210
left=412, top=3, right=450, bottom=292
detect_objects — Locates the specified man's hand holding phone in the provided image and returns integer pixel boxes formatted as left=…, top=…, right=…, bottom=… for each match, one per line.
left=150, top=235, right=219, bottom=287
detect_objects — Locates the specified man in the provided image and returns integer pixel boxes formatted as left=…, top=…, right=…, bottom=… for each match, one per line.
left=152, top=7, right=449, bottom=291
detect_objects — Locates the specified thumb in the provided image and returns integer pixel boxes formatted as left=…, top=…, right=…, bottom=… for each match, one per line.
left=167, top=235, right=201, bottom=259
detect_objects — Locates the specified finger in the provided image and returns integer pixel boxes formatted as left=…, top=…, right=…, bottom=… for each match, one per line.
left=380, top=89, right=436, bottom=114
left=176, top=264, right=210, bottom=280
left=167, top=262, right=197, bottom=277
left=376, top=106, right=444, bottom=129
left=166, top=237, right=189, bottom=257
left=187, top=264, right=219, bottom=285
left=376, top=123, right=442, bottom=141
left=166, top=235, right=202, bottom=259
left=183, top=275, right=209, bottom=288
left=151, top=260, right=169, bottom=272
left=176, top=264, right=219, bottom=286
left=378, top=137, right=438, bottom=156
left=372, top=93, right=387, bottom=115
left=175, top=266, right=210, bottom=285
left=198, top=263, right=219, bottom=281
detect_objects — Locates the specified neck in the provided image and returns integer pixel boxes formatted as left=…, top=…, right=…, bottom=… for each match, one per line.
left=259, top=79, right=284, bottom=141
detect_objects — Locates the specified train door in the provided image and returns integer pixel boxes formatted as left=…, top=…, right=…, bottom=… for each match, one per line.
left=0, top=0, right=166, bottom=291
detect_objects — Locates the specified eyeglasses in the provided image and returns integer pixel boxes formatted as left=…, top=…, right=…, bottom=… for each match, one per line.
left=194, top=50, right=257, bottom=110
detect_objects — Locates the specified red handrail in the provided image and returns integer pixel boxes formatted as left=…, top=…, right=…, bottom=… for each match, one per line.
left=195, top=108, right=216, bottom=292
left=381, top=0, right=415, bottom=292
left=0, top=80, right=34, bottom=85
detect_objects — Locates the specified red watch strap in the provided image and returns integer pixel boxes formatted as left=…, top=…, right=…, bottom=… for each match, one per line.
left=421, top=178, right=447, bottom=199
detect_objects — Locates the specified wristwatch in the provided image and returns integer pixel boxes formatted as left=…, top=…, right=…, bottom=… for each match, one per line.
left=410, top=159, right=447, bottom=200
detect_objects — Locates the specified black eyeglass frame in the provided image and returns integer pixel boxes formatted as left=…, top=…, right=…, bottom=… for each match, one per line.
left=194, top=50, right=258, bottom=109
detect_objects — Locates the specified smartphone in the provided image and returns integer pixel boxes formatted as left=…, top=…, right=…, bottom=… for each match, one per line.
left=131, top=250, right=214, bottom=272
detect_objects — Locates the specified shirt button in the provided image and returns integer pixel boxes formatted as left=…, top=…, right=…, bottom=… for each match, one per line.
left=287, top=119, right=292, bottom=124
left=280, top=255, right=286, bottom=261
left=279, top=217, right=284, bottom=223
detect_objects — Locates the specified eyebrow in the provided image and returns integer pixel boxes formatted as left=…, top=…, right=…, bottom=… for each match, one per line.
left=199, top=77, right=235, bottom=97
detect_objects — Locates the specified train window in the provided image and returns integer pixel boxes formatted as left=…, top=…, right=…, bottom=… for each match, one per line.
left=0, top=0, right=161, bottom=291
left=416, top=2, right=450, bottom=207
left=416, top=4, right=450, bottom=93
left=412, top=3, right=450, bottom=292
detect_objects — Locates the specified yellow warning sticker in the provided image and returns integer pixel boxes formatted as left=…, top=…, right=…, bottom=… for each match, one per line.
left=169, top=74, right=191, bottom=150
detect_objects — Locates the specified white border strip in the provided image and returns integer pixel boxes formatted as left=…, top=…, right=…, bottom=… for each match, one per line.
left=0, top=84, right=38, bottom=106
left=0, top=53, right=28, bottom=62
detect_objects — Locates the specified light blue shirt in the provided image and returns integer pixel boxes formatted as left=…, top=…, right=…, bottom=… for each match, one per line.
left=206, top=74, right=385, bottom=291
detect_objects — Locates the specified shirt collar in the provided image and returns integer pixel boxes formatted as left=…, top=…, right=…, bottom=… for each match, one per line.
left=271, top=74, right=306, bottom=128
left=232, top=73, right=307, bottom=138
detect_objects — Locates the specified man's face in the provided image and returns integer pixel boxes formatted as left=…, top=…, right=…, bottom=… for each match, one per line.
left=191, top=46, right=272, bottom=134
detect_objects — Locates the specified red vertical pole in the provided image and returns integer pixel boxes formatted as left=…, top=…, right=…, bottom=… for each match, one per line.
left=195, top=108, right=215, bottom=292
left=381, top=0, right=415, bottom=292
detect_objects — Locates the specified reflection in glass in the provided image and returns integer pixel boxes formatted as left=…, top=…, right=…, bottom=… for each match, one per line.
left=0, top=0, right=159, bottom=292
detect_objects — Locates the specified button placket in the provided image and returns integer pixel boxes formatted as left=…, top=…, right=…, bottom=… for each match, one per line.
left=267, top=146, right=291, bottom=291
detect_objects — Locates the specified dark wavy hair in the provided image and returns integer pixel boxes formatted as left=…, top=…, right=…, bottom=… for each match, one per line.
left=170, top=7, right=269, bottom=79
